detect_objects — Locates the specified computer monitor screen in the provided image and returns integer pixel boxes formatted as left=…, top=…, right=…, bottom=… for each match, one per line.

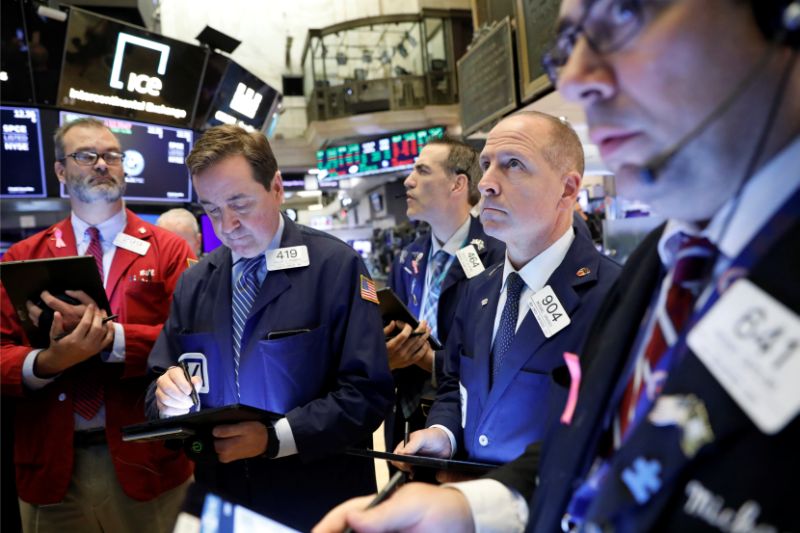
left=57, top=8, right=206, bottom=127
left=1, top=106, right=47, bottom=198
left=59, top=110, right=193, bottom=202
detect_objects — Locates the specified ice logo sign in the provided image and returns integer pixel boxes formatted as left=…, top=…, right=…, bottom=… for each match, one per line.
left=229, top=83, right=263, bottom=119
left=109, top=33, right=171, bottom=97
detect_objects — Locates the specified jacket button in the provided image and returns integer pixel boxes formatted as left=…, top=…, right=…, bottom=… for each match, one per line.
left=478, top=434, right=489, bottom=446
left=58, top=393, right=66, bottom=401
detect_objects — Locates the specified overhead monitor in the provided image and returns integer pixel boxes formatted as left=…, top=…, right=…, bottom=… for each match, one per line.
left=198, top=58, right=282, bottom=133
left=57, top=8, right=207, bottom=127
left=59, top=110, right=193, bottom=203
left=1, top=0, right=34, bottom=104
left=317, top=126, right=445, bottom=180
left=1, top=106, right=47, bottom=198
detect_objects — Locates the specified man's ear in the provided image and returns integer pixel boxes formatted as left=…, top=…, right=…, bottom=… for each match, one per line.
left=560, top=171, right=582, bottom=208
left=54, top=160, right=66, bottom=184
left=272, top=170, right=285, bottom=203
left=452, top=172, right=469, bottom=195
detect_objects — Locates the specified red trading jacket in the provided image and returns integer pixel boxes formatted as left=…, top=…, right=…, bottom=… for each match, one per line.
left=1, top=209, right=194, bottom=503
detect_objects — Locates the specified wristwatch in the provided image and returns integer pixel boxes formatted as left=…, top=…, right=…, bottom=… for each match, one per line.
left=264, top=423, right=279, bottom=459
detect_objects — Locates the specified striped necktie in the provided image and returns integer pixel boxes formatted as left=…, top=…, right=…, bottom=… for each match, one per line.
left=491, top=272, right=525, bottom=386
left=420, top=250, right=449, bottom=340
left=618, top=233, right=717, bottom=436
left=232, top=255, right=265, bottom=398
left=73, top=226, right=105, bottom=420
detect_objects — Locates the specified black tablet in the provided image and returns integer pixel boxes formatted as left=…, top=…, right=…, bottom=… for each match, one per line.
left=0, top=255, right=111, bottom=348
left=377, top=287, right=443, bottom=350
left=346, top=447, right=497, bottom=475
left=122, top=404, right=283, bottom=443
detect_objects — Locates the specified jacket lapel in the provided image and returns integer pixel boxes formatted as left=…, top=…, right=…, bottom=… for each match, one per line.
left=44, top=218, right=78, bottom=258
left=472, top=265, right=503, bottom=406
left=207, top=247, right=239, bottom=400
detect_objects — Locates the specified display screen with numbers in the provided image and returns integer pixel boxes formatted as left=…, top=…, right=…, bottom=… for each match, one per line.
left=1, top=106, right=48, bottom=198
left=59, top=110, right=193, bottom=202
left=316, top=126, right=445, bottom=180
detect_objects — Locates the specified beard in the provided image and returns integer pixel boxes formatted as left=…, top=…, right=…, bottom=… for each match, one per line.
left=64, top=170, right=126, bottom=203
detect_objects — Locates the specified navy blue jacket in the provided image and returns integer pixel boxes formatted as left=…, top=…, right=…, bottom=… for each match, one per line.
left=146, top=215, right=393, bottom=530
left=490, top=215, right=800, bottom=532
left=387, top=217, right=504, bottom=436
left=427, top=229, right=620, bottom=464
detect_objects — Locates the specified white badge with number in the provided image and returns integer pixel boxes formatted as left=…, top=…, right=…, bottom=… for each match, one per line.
left=688, top=279, right=800, bottom=435
left=529, top=285, right=571, bottom=338
left=266, top=245, right=310, bottom=271
left=113, top=232, right=150, bottom=256
left=456, top=245, right=485, bottom=279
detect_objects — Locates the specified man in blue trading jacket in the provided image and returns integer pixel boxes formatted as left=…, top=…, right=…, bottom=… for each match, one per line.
left=395, top=112, right=620, bottom=467
left=146, top=125, right=394, bottom=531
left=385, top=137, right=504, bottom=452
left=313, top=0, right=800, bottom=531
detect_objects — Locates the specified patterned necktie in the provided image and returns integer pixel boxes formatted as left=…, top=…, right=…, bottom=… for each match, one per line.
left=420, top=250, right=450, bottom=340
left=73, top=226, right=105, bottom=420
left=232, top=255, right=265, bottom=398
left=491, top=272, right=525, bottom=385
left=618, top=233, right=717, bottom=436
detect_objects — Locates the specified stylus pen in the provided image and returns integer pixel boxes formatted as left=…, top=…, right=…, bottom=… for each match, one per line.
left=343, top=470, right=408, bottom=533
left=179, top=360, right=200, bottom=409
left=52, top=314, right=118, bottom=342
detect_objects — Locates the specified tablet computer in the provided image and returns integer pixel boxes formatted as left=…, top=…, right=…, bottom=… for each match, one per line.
left=122, top=404, right=283, bottom=443
left=346, top=447, right=497, bottom=475
left=377, top=287, right=443, bottom=350
left=0, top=256, right=111, bottom=347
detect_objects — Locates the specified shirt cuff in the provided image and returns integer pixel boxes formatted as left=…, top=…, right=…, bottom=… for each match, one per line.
left=22, top=349, right=57, bottom=390
left=448, top=479, right=529, bottom=533
left=102, top=323, right=125, bottom=363
left=273, top=417, right=297, bottom=458
left=429, top=424, right=457, bottom=457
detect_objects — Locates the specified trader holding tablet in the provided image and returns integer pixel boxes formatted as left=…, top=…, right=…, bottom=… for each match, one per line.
left=147, top=125, right=394, bottom=531
left=0, top=117, right=195, bottom=533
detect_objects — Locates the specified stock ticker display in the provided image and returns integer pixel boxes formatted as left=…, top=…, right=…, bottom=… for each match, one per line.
left=316, top=126, right=445, bottom=179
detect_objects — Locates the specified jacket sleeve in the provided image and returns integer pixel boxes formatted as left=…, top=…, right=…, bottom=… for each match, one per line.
left=0, top=245, right=39, bottom=397
left=285, top=254, right=394, bottom=461
left=484, top=440, right=543, bottom=501
left=119, top=236, right=195, bottom=379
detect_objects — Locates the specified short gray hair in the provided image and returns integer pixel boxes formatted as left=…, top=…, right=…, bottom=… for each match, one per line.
left=156, top=208, right=199, bottom=233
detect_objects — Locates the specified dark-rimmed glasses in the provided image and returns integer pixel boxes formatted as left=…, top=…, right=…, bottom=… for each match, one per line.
left=542, top=0, right=647, bottom=85
left=60, top=150, right=125, bottom=166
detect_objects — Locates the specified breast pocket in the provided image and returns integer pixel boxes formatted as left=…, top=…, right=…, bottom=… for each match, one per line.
left=247, top=325, right=329, bottom=414
left=124, top=281, right=168, bottom=324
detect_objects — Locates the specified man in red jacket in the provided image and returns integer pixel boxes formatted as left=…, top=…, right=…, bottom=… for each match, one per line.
left=1, top=117, right=194, bottom=532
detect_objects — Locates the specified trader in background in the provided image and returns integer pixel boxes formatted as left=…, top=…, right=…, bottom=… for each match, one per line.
left=147, top=125, right=394, bottom=531
left=156, top=207, right=202, bottom=257
left=0, top=117, right=194, bottom=533
left=386, top=137, right=504, bottom=451
left=314, top=0, right=800, bottom=531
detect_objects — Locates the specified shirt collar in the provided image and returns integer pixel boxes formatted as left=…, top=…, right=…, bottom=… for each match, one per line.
left=430, top=215, right=472, bottom=257
left=71, top=208, right=127, bottom=246
left=658, top=137, right=800, bottom=268
left=231, top=213, right=285, bottom=265
left=501, top=226, right=575, bottom=294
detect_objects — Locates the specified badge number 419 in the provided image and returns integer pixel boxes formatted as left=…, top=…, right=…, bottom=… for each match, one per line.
left=266, top=245, right=310, bottom=271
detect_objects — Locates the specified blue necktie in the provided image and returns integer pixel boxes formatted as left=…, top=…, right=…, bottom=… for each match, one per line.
left=420, top=250, right=449, bottom=340
left=491, top=272, right=525, bottom=385
left=232, top=255, right=264, bottom=398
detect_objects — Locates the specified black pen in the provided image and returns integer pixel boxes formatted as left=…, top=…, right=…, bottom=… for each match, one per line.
left=179, top=360, right=200, bottom=409
left=343, top=470, right=407, bottom=533
left=52, top=314, right=118, bottom=342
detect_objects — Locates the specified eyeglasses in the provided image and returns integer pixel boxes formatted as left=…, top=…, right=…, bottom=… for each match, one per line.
left=541, top=0, right=646, bottom=85
left=60, top=150, right=125, bottom=166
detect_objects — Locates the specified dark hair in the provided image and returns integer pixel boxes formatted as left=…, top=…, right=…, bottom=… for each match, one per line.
left=516, top=111, right=585, bottom=176
left=424, top=137, right=482, bottom=205
left=186, top=124, right=278, bottom=190
left=53, top=117, right=114, bottom=160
